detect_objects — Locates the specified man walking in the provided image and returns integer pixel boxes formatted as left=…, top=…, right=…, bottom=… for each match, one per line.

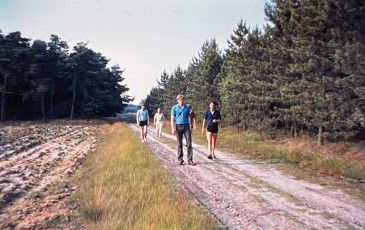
left=171, top=94, right=196, bottom=165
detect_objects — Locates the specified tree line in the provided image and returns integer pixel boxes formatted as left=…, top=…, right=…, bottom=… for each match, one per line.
left=144, top=0, right=365, bottom=145
left=0, top=32, right=132, bottom=122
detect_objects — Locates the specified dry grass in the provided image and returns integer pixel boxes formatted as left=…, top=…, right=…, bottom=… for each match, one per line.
left=76, top=122, right=220, bottom=229
left=165, top=121, right=365, bottom=200
left=209, top=127, right=365, bottom=180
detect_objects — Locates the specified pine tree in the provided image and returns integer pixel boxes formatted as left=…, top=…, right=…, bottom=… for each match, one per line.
left=46, top=34, right=69, bottom=119
left=265, top=0, right=365, bottom=144
left=186, top=39, right=223, bottom=118
left=156, top=70, right=170, bottom=114
left=24, top=40, right=49, bottom=120
left=0, top=31, right=31, bottom=121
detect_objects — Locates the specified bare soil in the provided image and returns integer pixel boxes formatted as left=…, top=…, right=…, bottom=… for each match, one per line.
left=1, top=122, right=364, bottom=229
left=0, top=123, right=98, bottom=229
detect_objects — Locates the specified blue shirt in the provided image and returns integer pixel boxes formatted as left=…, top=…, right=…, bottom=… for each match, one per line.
left=204, top=110, right=221, bottom=126
left=137, top=109, right=149, bottom=121
left=171, top=104, right=190, bottom=125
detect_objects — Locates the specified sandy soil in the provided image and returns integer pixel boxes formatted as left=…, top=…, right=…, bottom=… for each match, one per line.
left=1, top=122, right=364, bottom=229
left=0, top=123, right=98, bottom=229
left=131, top=124, right=365, bottom=230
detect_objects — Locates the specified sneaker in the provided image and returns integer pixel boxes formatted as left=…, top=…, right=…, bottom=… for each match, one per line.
left=207, top=154, right=213, bottom=160
left=144, top=137, right=147, bottom=142
left=212, top=154, right=217, bottom=159
left=188, top=160, right=196, bottom=165
left=178, top=160, right=184, bottom=165
left=142, top=139, right=145, bottom=143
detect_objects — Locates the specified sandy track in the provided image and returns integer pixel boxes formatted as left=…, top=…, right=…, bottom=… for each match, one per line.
left=131, top=124, right=365, bottom=230
left=0, top=124, right=98, bottom=229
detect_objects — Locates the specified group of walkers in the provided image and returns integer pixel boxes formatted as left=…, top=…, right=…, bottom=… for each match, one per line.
left=136, top=94, right=221, bottom=165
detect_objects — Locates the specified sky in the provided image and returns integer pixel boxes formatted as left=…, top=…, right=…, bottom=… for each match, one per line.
left=0, top=0, right=267, bottom=104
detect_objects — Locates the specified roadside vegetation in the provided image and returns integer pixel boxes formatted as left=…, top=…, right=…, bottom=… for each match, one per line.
left=162, top=121, right=365, bottom=200
left=76, top=122, right=220, bottom=229
left=214, top=128, right=365, bottom=180
left=162, top=122, right=365, bottom=180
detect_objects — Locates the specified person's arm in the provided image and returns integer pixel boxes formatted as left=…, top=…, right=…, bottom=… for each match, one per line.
left=188, top=115, right=191, bottom=129
left=213, top=111, right=221, bottom=124
left=136, top=111, right=139, bottom=124
left=147, top=112, right=150, bottom=126
left=153, top=114, right=157, bottom=126
left=171, top=107, right=176, bottom=135
left=202, top=119, right=206, bottom=134
left=189, top=115, right=194, bottom=133
left=171, top=116, right=175, bottom=135
left=193, top=116, right=197, bottom=129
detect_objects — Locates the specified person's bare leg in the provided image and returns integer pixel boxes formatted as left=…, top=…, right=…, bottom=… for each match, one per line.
left=143, top=125, right=148, bottom=140
left=140, top=127, right=145, bottom=142
left=212, top=133, right=218, bottom=158
left=206, top=132, right=213, bottom=158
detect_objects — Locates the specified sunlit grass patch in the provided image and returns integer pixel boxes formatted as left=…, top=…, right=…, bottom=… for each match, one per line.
left=215, top=128, right=365, bottom=181
left=345, top=187, right=365, bottom=203
left=321, top=211, right=335, bottom=220
left=77, top=122, right=219, bottom=229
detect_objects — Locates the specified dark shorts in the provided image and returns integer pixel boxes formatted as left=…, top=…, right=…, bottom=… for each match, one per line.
left=207, top=125, right=218, bottom=133
left=139, top=121, right=148, bottom=126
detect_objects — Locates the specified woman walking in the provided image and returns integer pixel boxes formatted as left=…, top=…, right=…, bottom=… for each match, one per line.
left=136, top=103, right=149, bottom=143
left=153, top=108, right=165, bottom=138
left=202, top=101, right=221, bottom=159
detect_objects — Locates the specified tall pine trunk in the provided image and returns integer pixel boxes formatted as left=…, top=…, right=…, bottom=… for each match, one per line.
left=41, top=94, right=45, bottom=122
left=70, top=74, right=76, bottom=120
left=291, top=120, right=297, bottom=139
left=1, top=73, right=8, bottom=123
left=317, top=125, right=324, bottom=146
left=49, top=85, right=54, bottom=119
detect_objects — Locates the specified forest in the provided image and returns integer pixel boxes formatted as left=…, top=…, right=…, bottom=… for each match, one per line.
left=0, top=33, right=133, bottom=122
left=144, top=0, right=365, bottom=145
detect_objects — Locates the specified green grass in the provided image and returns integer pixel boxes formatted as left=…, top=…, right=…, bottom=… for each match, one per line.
left=76, top=122, right=221, bottom=230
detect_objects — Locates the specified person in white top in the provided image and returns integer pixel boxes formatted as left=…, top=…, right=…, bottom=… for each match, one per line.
left=153, top=108, right=165, bottom=138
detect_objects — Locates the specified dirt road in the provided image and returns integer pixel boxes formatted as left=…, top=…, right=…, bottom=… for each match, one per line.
left=131, top=124, right=365, bottom=230
left=1, top=122, right=365, bottom=229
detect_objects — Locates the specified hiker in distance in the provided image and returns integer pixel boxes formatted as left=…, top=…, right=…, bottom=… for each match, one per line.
left=153, top=107, right=165, bottom=138
left=171, top=94, right=196, bottom=165
left=202, top=100, right=221, bottom=159
left=136, top=103, right=149, bottom=143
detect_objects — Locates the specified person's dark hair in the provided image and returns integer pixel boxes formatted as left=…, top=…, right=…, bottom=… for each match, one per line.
left=210, top=100, right=218, bottom=106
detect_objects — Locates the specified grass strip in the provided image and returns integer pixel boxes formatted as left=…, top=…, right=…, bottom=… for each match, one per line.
left=77, top=122, right=220, bottom=230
